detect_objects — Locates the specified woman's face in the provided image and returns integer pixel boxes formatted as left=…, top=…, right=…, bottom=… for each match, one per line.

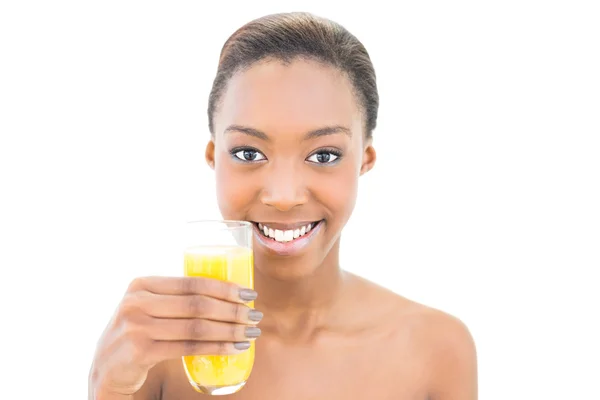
left=207, top=59, right=376, bottom=279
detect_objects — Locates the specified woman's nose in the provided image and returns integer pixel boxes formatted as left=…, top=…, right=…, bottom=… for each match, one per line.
left=260, top=165, right=309, bottom=212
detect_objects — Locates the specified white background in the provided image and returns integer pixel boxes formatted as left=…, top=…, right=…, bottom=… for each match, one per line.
left=1, top=1, right=599, bottom=399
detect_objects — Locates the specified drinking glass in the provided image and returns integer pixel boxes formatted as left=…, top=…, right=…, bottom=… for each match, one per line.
left=182, top=220, right=255, bottom=395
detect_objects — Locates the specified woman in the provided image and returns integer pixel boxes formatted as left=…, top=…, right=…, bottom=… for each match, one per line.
left=89, top=12, right=477, bottom=400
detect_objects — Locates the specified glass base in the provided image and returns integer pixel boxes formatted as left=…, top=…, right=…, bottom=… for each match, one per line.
left=188, top=380, right=247, bottom=395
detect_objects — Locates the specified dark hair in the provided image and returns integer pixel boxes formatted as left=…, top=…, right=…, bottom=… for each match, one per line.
left=207, top=12, right=379, bottom=138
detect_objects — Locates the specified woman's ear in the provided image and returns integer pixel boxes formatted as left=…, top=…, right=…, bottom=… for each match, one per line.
left=205, top=139, right=215, bottom=170
left=360, top=142, right=376, bottom=176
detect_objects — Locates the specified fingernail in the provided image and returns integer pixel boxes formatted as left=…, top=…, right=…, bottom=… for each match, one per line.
left=248, top=310, right=263, bottom=322
left=239, top=288, right=257, bottom=301
left=234, top=341, right=251, bottom=350
left=245, top=327, right=261, bottom=338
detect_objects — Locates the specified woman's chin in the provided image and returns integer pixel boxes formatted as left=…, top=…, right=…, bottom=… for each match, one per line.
left=253, top=254, right=322, bottom=281
left=250, top=219, right=341, bottom=281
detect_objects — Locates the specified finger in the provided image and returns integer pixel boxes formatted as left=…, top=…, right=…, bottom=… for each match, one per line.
left=148, top=340, right=252, bottom=363
left=147, top=318, right=261, bottom=342
left=128, top=276, right=257, bottom=304
left=135, top=293, right=263, bottom=324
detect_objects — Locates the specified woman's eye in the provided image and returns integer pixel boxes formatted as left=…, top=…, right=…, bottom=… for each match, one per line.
left=307, top=151, right=340, bottom=164
left=233, top=149, right=266, bottom=162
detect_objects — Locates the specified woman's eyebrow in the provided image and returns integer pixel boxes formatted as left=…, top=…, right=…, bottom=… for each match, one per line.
left=304, top=125, right=351, bottom=140
left=224, top=124, right=351, bottom=141
left=224, top=125, right=270, bottom=140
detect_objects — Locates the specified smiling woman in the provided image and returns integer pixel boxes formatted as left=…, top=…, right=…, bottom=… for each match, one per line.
left=89, top=11, right=477, bottom=400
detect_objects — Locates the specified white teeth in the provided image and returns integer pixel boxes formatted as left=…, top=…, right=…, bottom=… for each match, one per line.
left=258, top=221, right=319, bottom=243
left=283, top=230, right=294, bottom=241
left=274, top=230, right=284, bottom=241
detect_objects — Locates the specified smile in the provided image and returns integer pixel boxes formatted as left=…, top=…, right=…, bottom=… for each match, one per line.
left=256, top=221, right=318, bottom=243
left=251, top=220, right=324, bottom=256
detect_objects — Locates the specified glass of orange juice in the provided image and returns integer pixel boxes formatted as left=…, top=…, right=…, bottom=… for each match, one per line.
left=182, top=220, right=255, bottom=395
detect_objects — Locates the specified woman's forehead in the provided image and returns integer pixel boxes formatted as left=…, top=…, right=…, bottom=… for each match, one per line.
left=215, top=60, right=362, bottom=136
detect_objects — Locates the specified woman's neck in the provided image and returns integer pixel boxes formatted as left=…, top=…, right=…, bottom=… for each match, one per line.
left=254, top=240, right=347, bottom=339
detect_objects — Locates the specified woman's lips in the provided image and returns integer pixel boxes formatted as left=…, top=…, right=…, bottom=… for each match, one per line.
left=252, top=220, right=323, bottom=256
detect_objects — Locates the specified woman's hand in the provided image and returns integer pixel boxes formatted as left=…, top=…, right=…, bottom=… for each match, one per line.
left=88, top=276, right=262, bottom=397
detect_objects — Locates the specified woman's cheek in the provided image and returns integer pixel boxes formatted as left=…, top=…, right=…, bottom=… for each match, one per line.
left=215, top=162, right=256, bottom=218
left=311, top=165, right=358, bottom=222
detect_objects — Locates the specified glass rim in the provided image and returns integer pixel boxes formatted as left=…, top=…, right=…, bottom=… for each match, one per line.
left=185, top=219, right=253, bottom=230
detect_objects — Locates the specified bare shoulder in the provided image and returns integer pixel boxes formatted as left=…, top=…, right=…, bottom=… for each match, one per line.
left=397, top=297, right=476, bottom=358
left=348, top=273, right=478, bottom=399
left=397, top=298, right=478, bottom=399
left=349, top=272, right=475, bottom=346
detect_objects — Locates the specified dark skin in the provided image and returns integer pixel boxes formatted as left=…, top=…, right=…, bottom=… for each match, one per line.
left=89, top=59, right=477, bottom=400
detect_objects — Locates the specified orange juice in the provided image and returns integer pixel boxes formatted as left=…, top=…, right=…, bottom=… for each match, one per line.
left=182, top=245, right=255, bottom=395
